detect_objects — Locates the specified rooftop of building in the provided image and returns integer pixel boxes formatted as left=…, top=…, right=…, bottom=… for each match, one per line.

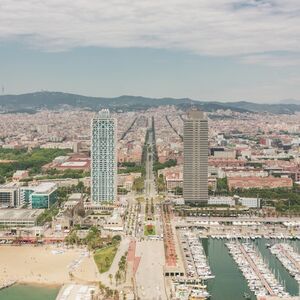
left=60, top=161, right=88, bottom=167
left=95, top=109, right=111, bottom=119
left=187, top=108, right=206, bottom=120
left=56, top=284, right=96, bottom=300
left=13, top=170, right=29, bottom=175
left=53, top=156, right=69, bottom=161
left=33, top=182, right=57, bottom=194
left=0, top=209, right=44, bottom=220
left=0, top=183, right=19, bottom=190
left=64, top=200, right=80, bottom=207
left=68, top=193, right=83, bottom=201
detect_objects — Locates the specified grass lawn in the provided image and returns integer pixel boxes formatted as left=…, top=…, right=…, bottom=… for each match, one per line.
left=144, top=225, right=156, bottom=236
left=94, top=244, right=119, bottom=273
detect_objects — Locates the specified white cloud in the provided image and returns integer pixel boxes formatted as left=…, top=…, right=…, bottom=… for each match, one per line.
left=240, top=54, right=300, bottom=67
left=0, top=0, right=300, bottom=65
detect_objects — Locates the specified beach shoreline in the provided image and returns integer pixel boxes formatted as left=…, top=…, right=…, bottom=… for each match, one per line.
left=0, top=245, right=100, bottom=288
left=16, top=281, right=61, bottom=288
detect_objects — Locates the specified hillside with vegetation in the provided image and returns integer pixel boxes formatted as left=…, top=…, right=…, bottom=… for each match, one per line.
left=0, top=91, right=300, bottom=114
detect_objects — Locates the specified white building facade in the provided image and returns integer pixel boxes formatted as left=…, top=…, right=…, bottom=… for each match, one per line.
left=91, top=109, right=117, bottom=203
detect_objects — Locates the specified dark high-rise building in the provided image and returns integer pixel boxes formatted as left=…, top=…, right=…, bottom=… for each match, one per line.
left=183, top=109, right=208, bottom=204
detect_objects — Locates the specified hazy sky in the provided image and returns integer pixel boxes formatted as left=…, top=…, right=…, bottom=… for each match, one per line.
left=0, top=0, right=300, bottom=102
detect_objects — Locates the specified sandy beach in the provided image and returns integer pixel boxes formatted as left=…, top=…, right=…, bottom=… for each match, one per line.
left=0, top=245, right=100, bottom=287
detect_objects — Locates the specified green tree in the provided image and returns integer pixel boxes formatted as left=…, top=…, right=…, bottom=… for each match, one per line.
left=153, top=159, right=177, bottom=172
left=216, top=177, right=228, bottom=194
left=65, top=231, right=79, bottom=245
left=157, top=174, right=166, bottom=192
left=109, top=273, right=113, bottom=285
left=0, top=176, right=5, bottom=184
left=105, top=256, right=110, bottom=268
left=115, top=271, right=121, bottom=286
left=133, top=177, right=144, bottom=193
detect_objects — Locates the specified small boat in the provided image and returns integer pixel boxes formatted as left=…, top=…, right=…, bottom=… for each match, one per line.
left=244, top=292, right=251, bottom=299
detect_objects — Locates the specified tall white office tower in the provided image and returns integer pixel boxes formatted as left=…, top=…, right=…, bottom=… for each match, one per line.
left=91, top=109, right=117, bottom=203
left=183, top=108, right=208, bottom=204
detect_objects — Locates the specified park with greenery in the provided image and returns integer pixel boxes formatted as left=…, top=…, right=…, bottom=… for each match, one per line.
left=94, top=244, right=119, bottom=273
left=118, top=162, right=145, bottom=175
left=36, top=205, right=59, bottom=225
left=0, top=148, right=70, bottom=180
left=153, top=159, right=177, bottom=173
left=93, top=234, right=121, bottom=273
left=132, top=176, right=144, bottom=193
left=64, top=227, right=121, bottom=273
left=157, top=174, right=166, bottom=193
left=20, top=169, right=90, bottom=183
left=144, top=224, right=156, bottom=236
left=42, top=168, right=89, bottom=179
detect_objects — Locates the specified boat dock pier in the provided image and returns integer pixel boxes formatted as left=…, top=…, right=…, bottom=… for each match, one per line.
left=226, top=241, right=289, bottom=297
left=270, top=243, right=300, bottom=282
left=239, top=244, right=275, bottom=296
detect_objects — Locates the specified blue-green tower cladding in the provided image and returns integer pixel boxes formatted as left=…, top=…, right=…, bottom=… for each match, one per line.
left=91, top=109, right=117, bottom=203
left=20, top=182, right=58, bottom=209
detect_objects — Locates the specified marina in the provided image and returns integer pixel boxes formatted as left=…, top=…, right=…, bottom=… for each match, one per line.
left=179, top=234, right=300, bottom=300
left=270, top=243, right=300, bottom=283
left=180, top=231, right=214, bottom=280
left=203, top=238, right=255, bottom=300
left=226, top=241, right=289, bottom=297
left=255, top=239, right=300, bottom=296
left=176, top=230, right=212, bottom=299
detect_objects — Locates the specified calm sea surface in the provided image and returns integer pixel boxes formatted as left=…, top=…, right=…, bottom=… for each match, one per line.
left=0, top=284, right=59, bottom=300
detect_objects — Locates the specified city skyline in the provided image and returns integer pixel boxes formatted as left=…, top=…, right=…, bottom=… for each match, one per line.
left=0, top=1, right=300, bottom=299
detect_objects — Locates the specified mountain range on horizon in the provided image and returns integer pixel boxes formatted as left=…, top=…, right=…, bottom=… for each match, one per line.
left=278, top=99, right=300, bottom=105
left=0, top=91, right=299, bottom=115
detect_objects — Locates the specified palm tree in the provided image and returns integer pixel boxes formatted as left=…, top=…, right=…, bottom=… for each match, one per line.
left=109, top=273, right=113, bottom=285
left=69, top=272, right=74, bottom=280
left=115, top=270, right=121, bottom=286
left=90, top=289, right=95, bottom=300
left=105, top=256, right=110, bottom=268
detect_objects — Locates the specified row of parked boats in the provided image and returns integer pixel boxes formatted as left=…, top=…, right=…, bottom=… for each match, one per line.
left=178, top=231, right=213, bottom=299
left=210, top=234, right=299, bottom=240
left=181, top=232, right=214, bottom=281
left=226, top=241, right=289, bottom=298
left=270, top=243, right=300, bottom=282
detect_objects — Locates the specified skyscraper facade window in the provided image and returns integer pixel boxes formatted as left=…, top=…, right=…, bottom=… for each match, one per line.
left=91, top=109, right=117, bottom=203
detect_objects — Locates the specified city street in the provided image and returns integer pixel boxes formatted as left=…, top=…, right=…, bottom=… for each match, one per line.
left=144, top=130, right=156, bottom=198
